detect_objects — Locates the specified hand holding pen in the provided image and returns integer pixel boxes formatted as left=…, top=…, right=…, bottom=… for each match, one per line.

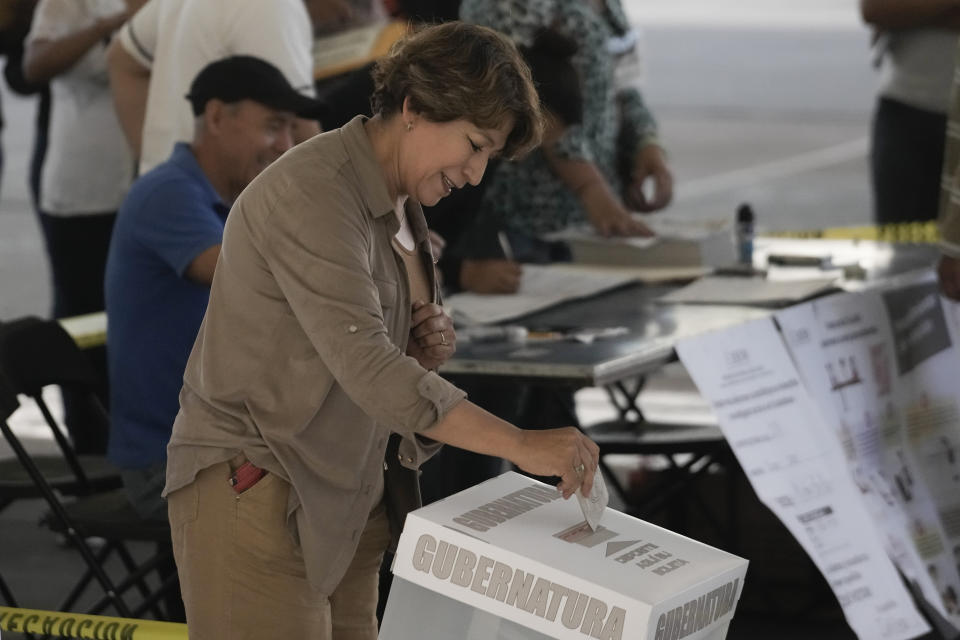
left=458, top=231, right=523, bottom=294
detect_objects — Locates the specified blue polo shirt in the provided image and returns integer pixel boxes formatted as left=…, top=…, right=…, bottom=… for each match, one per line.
left=105, top=143, right=229, bottom=469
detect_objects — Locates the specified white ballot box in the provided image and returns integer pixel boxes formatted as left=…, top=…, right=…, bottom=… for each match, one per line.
left=380, top=472, right=747, bottom=640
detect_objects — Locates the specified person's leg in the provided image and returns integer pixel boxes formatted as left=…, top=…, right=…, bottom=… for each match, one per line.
left=41, top=212, right=115, bottom=318
left=329, top=502, right=392, bottom=640
left=38, top=211, right=116, bottom=454
left=169, top=459, right=330, bottom=639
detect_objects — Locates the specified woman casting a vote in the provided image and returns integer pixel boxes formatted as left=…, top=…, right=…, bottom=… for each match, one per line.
left=162, top=22, right=600, bottom=639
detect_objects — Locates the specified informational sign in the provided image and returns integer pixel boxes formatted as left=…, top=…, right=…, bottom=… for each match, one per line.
left=677, top=318, right=931, bottom=640
left=391, top=473, right=747, bottom=640
left=777, top=287, right=960, bottom=626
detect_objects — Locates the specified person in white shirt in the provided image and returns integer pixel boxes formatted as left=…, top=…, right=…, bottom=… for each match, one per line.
left=23, top=0, right=140, bottom=454
left=107, top=0, right=349, bottom=173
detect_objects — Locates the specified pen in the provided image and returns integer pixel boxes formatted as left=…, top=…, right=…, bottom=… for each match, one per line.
left=497, top=231, right=515, bottom=262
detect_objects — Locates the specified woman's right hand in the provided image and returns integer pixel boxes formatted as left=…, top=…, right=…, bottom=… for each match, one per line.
left=460, top=258, right=523, bottom=294
left=581, top=182, right=654, bottom=238
left=511, top=427, right=600, bottom=499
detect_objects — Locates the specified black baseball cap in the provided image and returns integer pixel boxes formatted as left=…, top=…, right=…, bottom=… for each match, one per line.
left=185, top=55, right=326, bottom=120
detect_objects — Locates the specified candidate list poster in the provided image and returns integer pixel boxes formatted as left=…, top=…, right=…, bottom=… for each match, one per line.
left=882, top=278, right=960, bottom=615
left=677, top=317, right=929, bottom=640
left=776, top=291, right=959, bottom=625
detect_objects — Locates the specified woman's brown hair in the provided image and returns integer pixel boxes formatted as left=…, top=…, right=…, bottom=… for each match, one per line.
left=370, top=21, right=544, bottom=160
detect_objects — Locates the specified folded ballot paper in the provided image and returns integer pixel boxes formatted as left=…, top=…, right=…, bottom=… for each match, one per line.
left=383, top=472, right=747, bottom=640
left=546, top=218, right=736, bottom=268
left=578, top=467, right=608, bottom=532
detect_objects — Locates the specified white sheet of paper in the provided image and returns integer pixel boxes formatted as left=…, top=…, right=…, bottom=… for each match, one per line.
left=658, top=275, right=837, bottom=306
left=777, top=290, right=960, bottom=626
left=677, top=318, right=930, bottom=640
left=445, top=263, right=637, bottom=325
left=576, top=466, right=608, bottom=531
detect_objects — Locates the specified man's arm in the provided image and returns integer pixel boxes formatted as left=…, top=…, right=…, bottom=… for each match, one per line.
left=107, top=38, right=150, bottom=157
left=860, top=0, right=960, bottom=28
left=183, top=244, right=220, bottom=286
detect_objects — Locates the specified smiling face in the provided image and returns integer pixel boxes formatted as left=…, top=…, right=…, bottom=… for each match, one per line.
left=398, top=108, right=514, bottom=207
left=217, top=100, right=297, bottom=197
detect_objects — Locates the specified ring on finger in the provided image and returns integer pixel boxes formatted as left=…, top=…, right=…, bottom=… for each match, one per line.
left=574, top=462, right=585, bottom=476
left=439, top=330, right=447, bottom=346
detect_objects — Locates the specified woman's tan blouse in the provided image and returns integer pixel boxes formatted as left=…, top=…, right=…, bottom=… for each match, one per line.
left=163, top=116, right=465, bottom=594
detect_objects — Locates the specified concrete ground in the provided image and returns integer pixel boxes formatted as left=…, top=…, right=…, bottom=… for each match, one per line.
left=0, top=1, right=945, bottom=638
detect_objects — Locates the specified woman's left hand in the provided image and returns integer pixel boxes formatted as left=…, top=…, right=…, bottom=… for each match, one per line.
left=407, top=301, right=456, bottom=369
left=626, top=144, right=674, bottom=213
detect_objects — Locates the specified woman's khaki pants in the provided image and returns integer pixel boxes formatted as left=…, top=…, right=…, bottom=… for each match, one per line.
left=168, top=459, right=390, bottom=639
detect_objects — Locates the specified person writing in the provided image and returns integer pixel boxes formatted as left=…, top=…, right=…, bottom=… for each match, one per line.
left=427, top=27, right=584, bottom=296
left=22, top=0, right=140, bottom=454
left=461, top=0, right=674, bottom=246
left=163, top=22, right=600, bottom=639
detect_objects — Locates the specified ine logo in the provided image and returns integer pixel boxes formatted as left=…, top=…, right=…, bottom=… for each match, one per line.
left=724, top=348, right=749, bottom=368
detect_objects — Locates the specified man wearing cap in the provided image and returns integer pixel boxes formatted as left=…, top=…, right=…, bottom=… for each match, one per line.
left=108, top=0, right=350, bottom=174
left=104, top=56, right=324, bottom=520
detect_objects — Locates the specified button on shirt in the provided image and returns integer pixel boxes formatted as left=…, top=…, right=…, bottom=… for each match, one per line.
left=105, top=143, right=228, bottom=469
left=164, top=116, right=465, bottom=594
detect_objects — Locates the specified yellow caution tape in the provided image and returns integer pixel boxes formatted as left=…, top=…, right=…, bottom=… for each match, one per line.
left=0, top=606, right=187, bottom=639
left=761, top=220, right=940, bottom=244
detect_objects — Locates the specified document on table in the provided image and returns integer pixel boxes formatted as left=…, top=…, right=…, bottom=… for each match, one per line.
left=657, top=275, right=837, bottom=307
left=544, top=218, right=736, bottom=267
left=777, top=291, right=960, bottom=626
left=313, top=20, right=406, bottom=79
left=677, top=318, right=930, bottom=640
left=445, top=263, right=637, bottom=325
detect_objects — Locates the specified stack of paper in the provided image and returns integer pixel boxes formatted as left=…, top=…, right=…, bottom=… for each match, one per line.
left=657, top=275, right=837, bottom=307
left=546, top=218, right=736, bottom=268
left=313, top=20, right=408, bottom=80
left=445, top=264, right=637, bottom=325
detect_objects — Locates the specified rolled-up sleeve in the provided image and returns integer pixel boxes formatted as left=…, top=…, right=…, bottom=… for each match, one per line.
left=118, top=0, right=160, bottom=68
left=258, top=177, right=465, bottom=436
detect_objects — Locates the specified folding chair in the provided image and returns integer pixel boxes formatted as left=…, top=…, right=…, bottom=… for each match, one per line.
left=0, top=317, right=119, bottom=513
left=0, top=317, right=179, bottom=620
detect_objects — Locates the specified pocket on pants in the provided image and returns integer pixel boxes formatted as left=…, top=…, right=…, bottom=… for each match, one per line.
left=235, top=473, right=304, bottom=569
left=167, top=480, right=199, bottom=528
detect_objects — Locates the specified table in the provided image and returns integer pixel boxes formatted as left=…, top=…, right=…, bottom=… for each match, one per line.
left=439, top=239, right=941, bottom=546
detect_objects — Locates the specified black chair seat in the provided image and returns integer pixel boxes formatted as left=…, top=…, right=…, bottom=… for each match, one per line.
left=0, top=454, right=120, bottom=497
left=0, top=318, right=179, bottom=619
left=44, top=488, right=170, bottom=542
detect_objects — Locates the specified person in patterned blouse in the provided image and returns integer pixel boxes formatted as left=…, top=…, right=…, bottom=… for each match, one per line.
left=460, top=0, right=673, bottom=243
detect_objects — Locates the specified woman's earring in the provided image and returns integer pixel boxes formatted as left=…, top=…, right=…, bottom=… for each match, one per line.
left=406, top=122, right=413, bottom=132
